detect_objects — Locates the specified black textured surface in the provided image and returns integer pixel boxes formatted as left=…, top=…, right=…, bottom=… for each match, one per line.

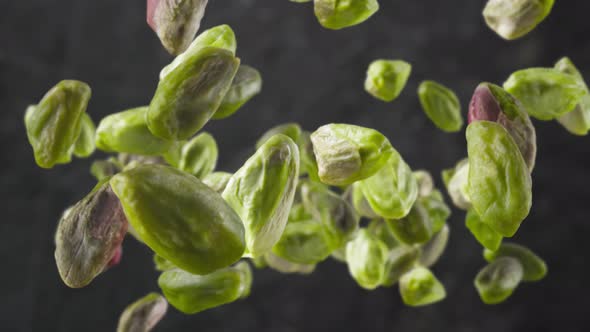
left=2, top=1, right=590, bottom=331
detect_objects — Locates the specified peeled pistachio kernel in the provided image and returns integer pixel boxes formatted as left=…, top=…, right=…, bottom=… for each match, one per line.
left=158, top=262, right=252, bottom=314
left=222, top=134, right=300, bottom=257
left=213, top=65, right=262, bottom=119
left=484, top=243, right=547, bottom=281
left=297, top=131, right=320, bottom=181
left=466, top=121, right=532, bottom=237
left=554, top=57, right=590, bottom=136
left=399, top=267, right=446, bottom=306
left=350, top=182, right=379, bottom=219
left=386, top=200, right=433, bottom=245
left=25, top=80, right=91, bottom=168
left=311, top=124, right=394, bottom=186
left=272, top=220, right=333, bottom=265
left=445, top=158, right=472, bottom=210
left=381, top=246, right=420, bottom=287
left=90, top=157, right=122, bottom=181
left=413, top=170, right=434, bottom=198
left=256, top=123, right=302, bottom=149
left=466, top=209, right=503, bottom=252
left=483, top=0, right=554, bottom=40
left=346, top=229, right=388, bottom=290
left=116, top=293, right=168, bottom=332
left=367, top=218, right=400, bottom=250
left=475, top=257, right=523, bottom=304
left=147, top=0, right=209, bottom=55
left=469, top=83, right=537, bottom=171
left=202, top=171, right=232, bottom=193
left=417, top=80, right=463, bottom=132
left=314, top=0, right=379, bottom=30
left=364, top=60, right=412, bottom=102
left=111, top=164, right=245, bottom=275
left=95, top=107, right=173, bottom=155
left=265, top=252, right=316, bottom=274
left=419, top=224, right=450, bottom=268
left=73, top=113, right=96, bottom=158
left=420, top=190, right=451, bottom=234
left=147, top=47, right=240, bottom=141
left=503, top=68, right=586, bottom=121
left=358, top=151, right=418, bottom=220
left=55, top=179, right=128, bottom=288
left=178, top=132, right=218, bottom=178
left=154, top=254, right=176, bottom=272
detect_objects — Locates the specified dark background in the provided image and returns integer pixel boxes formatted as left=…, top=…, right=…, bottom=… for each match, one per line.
left=2, top=1, right=589, bottom=331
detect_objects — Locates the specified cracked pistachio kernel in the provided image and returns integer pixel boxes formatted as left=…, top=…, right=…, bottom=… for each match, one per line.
left=418, top=80, right=463, bottom=132
left=503, top=68, right=586, bottom=121
left=297, top=130, right=320, bottom=181
left=350, top=182, right=379, bottom=219
left=264, top=252, right=316, bottom=274
left=314, top=0, right=379, bottom=30
left=483, top=0, right=554, bottom=40
left=73, top=113, right=96, bottom=158
left=202, top=171, right=232, bottom=193
left=419, top=224, right=450, bottom=268
left=147, top=47, right=240, bottom=141
left=367, top=218, right=400, bottom=250
left=484, top=243, right=547, bottom=281
left=466, top=121, right=532, bottom=237
left=413, top=170, right=434, bottom=198
left=466, top=209, right=503, bottom=251
left=147, top=0, right=209, bottom=55
left=554, top=57, right=590, bottom=136
left=116, top=293, right=168, bottom=332
left=386, top=200, right=433, bottom=245
left=158, top=261, right=252, bottom=314
left=256, top=123, right=302, bottom=149
left=177, top=132, right=218, bottom=178
left=475, top=257, right=523, bottom=304
left=443, top=158, right=472, bottom=210
left=399, top=267, right=446, bottom=306
left=55, top=179, right=128, bottom=288
left=96, top=107, right=173, bottom=155
left=358, top=150, right=418, bottom=220
left=364, top=60, right=412, bottom=102
left=381, top=246, right=420, bottom=287
left=346, top=229, right=389, bottom=290
left=420, top=189, right=451, bottom=234
left=25, top=80, right=91, bottom=168
left=90, top=157, right=122, bottom=181
left=272, top=219, right=333, bottom=265
left=469, top=83, right=537, bottom=171
left=311, top=124, right=393, bottom=186
left=222, top=134, right=300, bottom=257
left=213, top=65, right=262, bottom=119
left=111, top=164, right=245, bottom=275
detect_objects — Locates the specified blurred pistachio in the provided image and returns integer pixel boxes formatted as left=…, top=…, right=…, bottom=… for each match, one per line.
left=90, top=157, right=122, bottom=181
left=350, top=182, right=379, bottom=218
left=118, top=154, right=167, bottom=172
left=153, top=254, right=176, bottom=272
left=413, top=170, right=434, bottom=198
left=158, top=262, right=252, bottom=314
left=272, top=220, right=333, bottom=264
left=467, top=121, right=532, bottom=237
left=420, top=190, right=451, bottom=234
left=116, top=293, right=168, bottom=332
left=177, top=132, right=218, bottom=178
left=288, top=203, right=313, bottom=223
left=346, top=229, right=388, bottom=290
left=222, top=134, right=299, bottom=257
left=202, top=171, right=232, bottom=193
left=484, top=243, right=547, bottom=281
left=55, top=179, right=128, bottom=288
left=73, top=113, right=96, bottom=158
left=364, top=60, right=412, bottom=102
left=147, top=0, right=209, bottom=55
left=311, top=124, right=394, bottom=186
left=147, top=47, right=240, bottom=140
left=367, top=218, right=400, bottom=250
left=25, top=80, right=91, bottom=168
left=314, top=0, right=379, bottom=30
left=504, top=68, right=586, bottom=121
left=111, top=164, right=245, bottom=275
left=96, top=107, right=173, bottom=155
left=418, top=80, right=463, bottom=132
left=387, top=200, right=433, bottom=245
left=554, top=57, right=590, bottom=136
left=264, top=252, right=316, bottom=274
left=419, top=224, right=450, bottom=267
left=358, top=151, right=418, bottom=219
left=213, top=65, right=262, bottom=119
left=381, top=246, right=420, bottom=287
left=475, top=257, right=523, bottom=304
left=256, top=123, right=302, bottom=149
left=483, top=0, right=554, bottom=40
left=399, top=267, right=446, bottom=306
left=297, top=131, right=320, bottom=181
left=444, top=158, right=472, bottom=210
left=468, top=82, right=537, bottom=171
left=466, top=209, right=503, bottom=251
left=250, top=255, right=268, bottom=269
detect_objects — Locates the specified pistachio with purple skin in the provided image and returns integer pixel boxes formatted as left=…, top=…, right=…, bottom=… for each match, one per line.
left=468, top=83, right=537, bottom=171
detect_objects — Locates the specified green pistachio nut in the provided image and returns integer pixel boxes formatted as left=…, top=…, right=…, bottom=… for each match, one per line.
left=399, top=267, right=446, bottom=306
left=503, top=68, right=586, bottom=121
left=484, top=243, right=547, bottom=281
left=73, top=113, right=96, bottom=158
left=350, top=182, right=379, bottom=218
left=116, top=293, right=168, bottom=332
left=314, top=0, right=379, bottom=30
left=202, top=171, right=232, bottom=193
left=24, top=80, right=91, bottom=168
left=158, top=262, right=252, bottom=314
left=418, top=80, right=463, bottom=132
left=554, top=57, right=590, bottom=136
left=213, top=65, right=262, bottom=119
left=444, top=158, right=472, bottom=210
left=364, top=60, right=412, bottom=102
left=475, top=257, right=523, bottom=304
left=111, top=164, right=245, bottom=275
left=264, top=252, right=316, bottom=274
left=367, top=218, right=400, bottom=250
left=90, top=157, right=122, bottom=181
left=222, top=134, right=300, bottom=257
left=55, top=179, right=128, bottom=288
left=466, top=121, right=532, bottom=237
left=381, top=246, right=420, bottom=287
left=148, top=47, right=240, bottom=140
left=420, top=190, right=451, bottom=234
left=177, top=132, right=218, bottom=178
left=272, top=219, right=333, bottom=264
left=297, top=131, right=320, bottom=181
left=483, top=0, right=555, bottom=40
left=386, top=200, right=433, bottom=245
left=345, top=229, right=388, bottom=290
left=413, top=170, right=434, bottom=198
left=256, top=123, right=302, bottom=149
left=419, top=224, right=450, bottom=267
left=466, top=209, right=503, bottom=251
